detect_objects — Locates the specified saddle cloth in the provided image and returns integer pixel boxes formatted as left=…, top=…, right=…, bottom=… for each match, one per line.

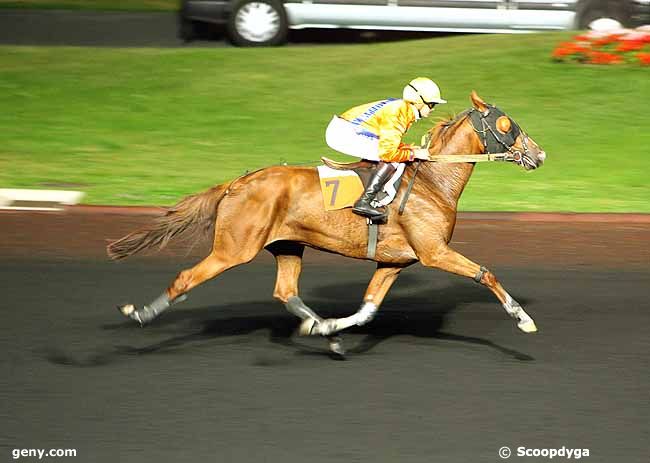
left=317, top=164, right=406, bottom=211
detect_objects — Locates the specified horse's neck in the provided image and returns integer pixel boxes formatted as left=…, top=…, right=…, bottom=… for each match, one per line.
left=412, top=118, right=481, bottom=209
left=415, top=162, right=475, bottom=209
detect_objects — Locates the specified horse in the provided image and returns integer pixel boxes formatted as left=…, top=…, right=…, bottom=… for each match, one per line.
left=108, top=91, right=546, bottom=357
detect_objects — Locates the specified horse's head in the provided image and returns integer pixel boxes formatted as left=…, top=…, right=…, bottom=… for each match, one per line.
left=469, top=91, right=546, bottom=170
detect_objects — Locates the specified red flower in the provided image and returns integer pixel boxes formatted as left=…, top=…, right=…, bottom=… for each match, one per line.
left=553, top=29, right=650, bottom=65
left=588, top=51, right=623, bottom=64
left=637, top=52, right=650, bottom=65
left=552, top=48, right=570, bottom=58
left=616, top=40, right=645, bottom=52
left=593, top=35, right=620, bottom=46
left=552, top=42, right=590, bottom=60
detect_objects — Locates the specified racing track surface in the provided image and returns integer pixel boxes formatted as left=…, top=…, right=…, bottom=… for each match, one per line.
left=0, top=10, right=439, bottom=47
left=0, top=209, right=648, bottom=462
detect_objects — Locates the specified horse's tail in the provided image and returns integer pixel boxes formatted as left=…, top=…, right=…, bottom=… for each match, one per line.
left=106, top=183, right=230, bottom=261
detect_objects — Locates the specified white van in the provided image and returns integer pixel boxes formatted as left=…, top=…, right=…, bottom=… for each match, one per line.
left=179, top=0, right=650, bottom=46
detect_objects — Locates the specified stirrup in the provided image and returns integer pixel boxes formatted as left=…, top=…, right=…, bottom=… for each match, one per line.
left=352, top=203, right=385, bottom=219
left=354, top=210, right=387, bottom=224
left=368, top=210, right=388, bottom=223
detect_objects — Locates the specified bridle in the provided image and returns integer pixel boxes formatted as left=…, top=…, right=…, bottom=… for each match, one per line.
left=400, top=106, right=538, bottom=215
left=468, top=106, right=537, bottom=169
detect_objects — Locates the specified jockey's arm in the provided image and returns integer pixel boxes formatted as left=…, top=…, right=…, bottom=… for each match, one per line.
left=377, top=103, right=416, bottom=163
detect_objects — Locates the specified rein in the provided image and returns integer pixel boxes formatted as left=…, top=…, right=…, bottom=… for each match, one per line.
left=427, top=152, right=520, bottom=163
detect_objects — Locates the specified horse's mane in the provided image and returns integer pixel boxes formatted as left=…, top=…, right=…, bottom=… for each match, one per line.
left=411, top=109, right=478, bottom=203
left=425, top=110, right=472, bottom=154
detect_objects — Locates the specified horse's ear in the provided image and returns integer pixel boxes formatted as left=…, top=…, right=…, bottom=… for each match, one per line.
left=470, top=91, right=488, bottom=113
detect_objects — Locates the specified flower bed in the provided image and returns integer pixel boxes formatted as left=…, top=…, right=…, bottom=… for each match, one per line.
left=552, top=26, right=650, bottom=65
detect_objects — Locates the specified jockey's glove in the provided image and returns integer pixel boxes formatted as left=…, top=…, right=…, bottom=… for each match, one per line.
left=412, top=148, right=431, bottom=161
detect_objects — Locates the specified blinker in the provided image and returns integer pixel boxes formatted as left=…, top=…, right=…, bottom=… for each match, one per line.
left=496, top=116, right=511, bottom=133
left=468, top=104, right=522, bottom=154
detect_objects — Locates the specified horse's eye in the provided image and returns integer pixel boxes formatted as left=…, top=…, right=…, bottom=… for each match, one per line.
left=496, top=116, right=511, bottom=134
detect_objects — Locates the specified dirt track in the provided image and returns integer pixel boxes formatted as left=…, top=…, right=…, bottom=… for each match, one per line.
left=1, top=207, right=648, bottom=268
left=0, top=209, right=648, bottom=462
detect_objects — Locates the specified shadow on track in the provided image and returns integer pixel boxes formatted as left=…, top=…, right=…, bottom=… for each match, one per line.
left=40, top=274, right=534, bottom=366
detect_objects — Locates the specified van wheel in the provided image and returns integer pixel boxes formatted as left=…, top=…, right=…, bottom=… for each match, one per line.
left=179, top=18, right=198, bottom=42
left=227, top=0, right=288, bottom=47
left=576, top=0, right=632, bottom=30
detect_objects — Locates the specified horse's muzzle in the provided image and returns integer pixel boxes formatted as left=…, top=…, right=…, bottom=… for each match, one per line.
left=521, top=150, right=545, bottom=170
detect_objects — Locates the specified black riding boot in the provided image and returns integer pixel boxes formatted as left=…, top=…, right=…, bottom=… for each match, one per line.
left=352, top=162, right=397, bottom=219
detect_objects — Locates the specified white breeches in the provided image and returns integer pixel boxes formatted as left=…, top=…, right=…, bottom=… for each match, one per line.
left=325, top=116, right=384, bottom=162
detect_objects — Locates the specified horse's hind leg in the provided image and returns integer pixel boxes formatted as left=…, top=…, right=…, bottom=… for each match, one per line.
left=420, top=245, right=537, bottom=333
left=119, top=231, right=267, bottom=325
left=308, top=264, right=403, bottom=336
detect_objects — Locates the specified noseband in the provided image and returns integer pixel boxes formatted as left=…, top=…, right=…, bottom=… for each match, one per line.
left=468, top=106, right=535, bottom=169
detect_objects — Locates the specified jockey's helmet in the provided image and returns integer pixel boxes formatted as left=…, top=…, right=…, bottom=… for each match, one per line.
left=403, top=77, right=447, bottom=106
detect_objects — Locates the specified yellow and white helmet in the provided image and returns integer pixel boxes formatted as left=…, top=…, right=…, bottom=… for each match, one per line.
left=403, top=77, right=447, bottom=106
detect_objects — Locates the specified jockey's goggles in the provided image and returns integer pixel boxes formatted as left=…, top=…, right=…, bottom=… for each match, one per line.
left=408, top=83, right=437, bottom=109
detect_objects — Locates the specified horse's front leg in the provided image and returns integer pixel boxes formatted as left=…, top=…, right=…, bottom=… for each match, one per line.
left=420, top=244, right=537, bottom=333
left=270, top=245, right=345, bottom=356
left=302, top=264, right=403, bottom=337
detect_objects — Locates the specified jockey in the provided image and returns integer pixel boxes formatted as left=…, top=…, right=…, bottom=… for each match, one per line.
left=325, top=77, right=446, bottom=219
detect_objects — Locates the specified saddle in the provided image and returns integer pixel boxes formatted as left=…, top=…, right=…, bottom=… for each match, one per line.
left=319, top=157, right=405, bottom=211
left=321, top=157, right=376, bottom=176
left=319, top=157, right=407, bottom=259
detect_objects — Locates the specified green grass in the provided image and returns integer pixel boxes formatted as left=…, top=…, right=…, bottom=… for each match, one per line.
left=1, top=32, right=649, bottom=211
left=0, top=0, right=176, bottom=11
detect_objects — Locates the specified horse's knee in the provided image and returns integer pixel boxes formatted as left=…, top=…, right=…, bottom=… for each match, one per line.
left=273, top=289, right=294, bottom=304
left=272, top=267, right=300, bottom=303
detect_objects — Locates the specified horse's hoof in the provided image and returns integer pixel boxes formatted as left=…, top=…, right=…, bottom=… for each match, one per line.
left=298, top=318, right=319, bottom=336
left=328, top=337, right=346, bottom=360
left=506, top=300, right=537, bottom=334
left=118, top=304, right=135, bottom=317
left=516, top=311, right=538, bottom=333
left=518, top=318, right=537, bottom=333
left=117, top=304, right=145, bottom=326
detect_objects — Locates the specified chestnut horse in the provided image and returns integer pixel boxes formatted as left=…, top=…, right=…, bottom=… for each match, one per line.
left=108, top=92, right=546, bottom=356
